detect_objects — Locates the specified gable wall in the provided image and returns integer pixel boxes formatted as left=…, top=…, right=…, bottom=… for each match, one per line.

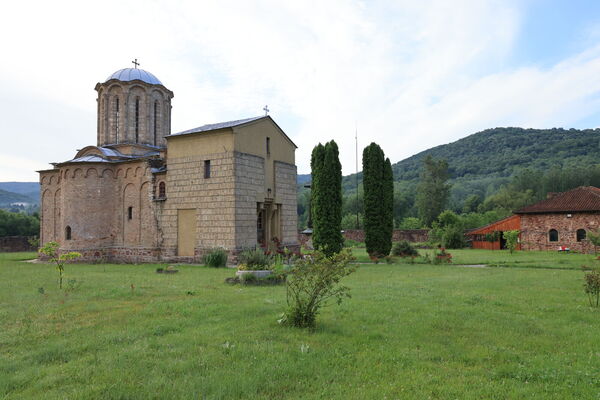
left=520, top=212, right=600, bottom=253
left=162, top=133, right=237, bottom=259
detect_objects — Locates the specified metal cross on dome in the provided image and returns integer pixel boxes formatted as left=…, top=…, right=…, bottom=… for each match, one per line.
left=132, top=59, right=140, bottom=69
left=263, top=105, right=269, bottom=116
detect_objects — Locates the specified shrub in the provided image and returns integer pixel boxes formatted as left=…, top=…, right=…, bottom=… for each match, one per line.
left=202, top=248, right=228, bottom=268
left=503, top=230, right=520, bottom=253
left=584, top=270, right=600, bottom=307
left=279, top=249, right=356, bottom=328
left=39, top=241, right=81, bottom=289
left=442, top=226, right=466, bottom=249
left=433, top=247, right=452, bottom=264
left=392, top=240, right=419, bottom=257
left=237, top=249, right=273, bottom=270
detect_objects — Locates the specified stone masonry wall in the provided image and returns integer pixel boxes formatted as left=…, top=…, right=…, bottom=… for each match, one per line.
left=0, top=236, right=36, bottom=252
left=160, top=151, right=236, bottom=261
left=234, top=152, right=265, bottom=250
left=40, top=160, right=160, bottom=261
left=520, top=212, right=600, bottom=253
left=275, top=161, right=298, bottom=247
left=341, top=229, right=430, bottom=243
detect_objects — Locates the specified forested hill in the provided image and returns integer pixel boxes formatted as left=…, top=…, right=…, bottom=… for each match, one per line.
left=391, top=127, right=600, bottom=182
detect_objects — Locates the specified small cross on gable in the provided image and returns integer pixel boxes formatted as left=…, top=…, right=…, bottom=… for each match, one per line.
left=263, top=105, right=269, bottom=116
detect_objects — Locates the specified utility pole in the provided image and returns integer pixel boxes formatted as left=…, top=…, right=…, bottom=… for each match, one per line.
left=355, top=125, right=359, bottom=229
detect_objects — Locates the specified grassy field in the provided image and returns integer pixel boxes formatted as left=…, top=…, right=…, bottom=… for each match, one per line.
left=1, top=250, right=600, bottom=399
left=352, top=247, right=597, bottom=269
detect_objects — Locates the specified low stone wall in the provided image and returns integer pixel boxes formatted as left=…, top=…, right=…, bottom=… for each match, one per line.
left=298, top=229, right=429, bottom=246
left=342, top=229, right=429, bottom=243
left=0, top=236, right=36, bottom=252
left=44, top=243, right=302, bottom=264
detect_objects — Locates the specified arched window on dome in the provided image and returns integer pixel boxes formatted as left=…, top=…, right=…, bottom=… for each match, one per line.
left=154, top=101, right=159, bottom=146
left=114, top=97, right=120, bottom=142
left=135, top=97, right=140, bottom=143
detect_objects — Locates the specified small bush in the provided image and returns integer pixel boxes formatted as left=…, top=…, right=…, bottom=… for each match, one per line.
left=279, top=249, right=356, bottom=329
left=238, top=249, right=273, bottom=270
left=442, top=226, right=466, bottom=249
left=433, top=247, right=452, bottom=264
left=202, top=248, right=228, bottom=268
left=584, top=270, right=600, bottom=307
left=392, top=240, right=419, bottom=257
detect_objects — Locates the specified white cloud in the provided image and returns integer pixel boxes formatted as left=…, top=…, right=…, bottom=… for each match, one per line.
left=1, top=0, right=599, bottom=181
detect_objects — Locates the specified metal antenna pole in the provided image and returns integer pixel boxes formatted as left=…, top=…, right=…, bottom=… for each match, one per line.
left=355, top=125, right=359, bottom=229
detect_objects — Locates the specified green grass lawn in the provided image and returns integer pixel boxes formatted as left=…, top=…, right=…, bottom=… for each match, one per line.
left=1, top=251, right=600, bottom=399
left=352, top=247, right=598, bottom=270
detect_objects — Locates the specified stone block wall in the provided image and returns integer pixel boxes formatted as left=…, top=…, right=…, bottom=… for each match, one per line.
left=160, top=151, right=237, bottom=259
left=0, top=236, right=36, bottom=252
left=234, top=152, right=265, bottom=250
left=275, top=161, right=299, bottom=247
left=341, top=229, right=429, bottom=243
left=520, top=212, right=600, bottom=253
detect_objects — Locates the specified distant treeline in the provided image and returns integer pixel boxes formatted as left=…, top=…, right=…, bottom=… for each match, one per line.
left=0, top=210, right=39, bottom=237
left=298, top=127, right=600, bottom=230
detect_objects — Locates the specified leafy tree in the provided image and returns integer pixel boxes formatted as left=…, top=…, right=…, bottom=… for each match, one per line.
left=462, top=194, right=482, bottom=213
left=39, top=241, right=81, bottom=289
left=588, top=230, right=600, bottom=253
left=503, top=230, right=520, bottom=254
left=362, top=143, right=394, bottom=257
left=341, top=213, right=364, bottom=230
left=310, top=141, right=343, bottom=255
left=416, top=155, right=451, bottom=227
left=0, top=210, right=39, bottom=237
left=398, top=217, right=423, bottom=230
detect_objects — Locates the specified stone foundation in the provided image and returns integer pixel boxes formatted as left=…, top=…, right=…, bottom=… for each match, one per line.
left=0, top=236, right=36, bottom=252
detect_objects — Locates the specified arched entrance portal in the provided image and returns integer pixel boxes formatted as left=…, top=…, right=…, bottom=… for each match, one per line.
left=257, top=201, right=281, bottom=250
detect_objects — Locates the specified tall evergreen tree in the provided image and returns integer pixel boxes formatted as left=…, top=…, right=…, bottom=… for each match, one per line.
left=382, top=157, right=394, bottom=256
left=362, top=143, right=394, bottom=257
left=310, top=141, right=343, bottom=255
left=416, top=155, right=451, bottom=227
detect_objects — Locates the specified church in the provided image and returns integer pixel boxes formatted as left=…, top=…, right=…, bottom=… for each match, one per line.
left=38, top=65, right=299, bottom=262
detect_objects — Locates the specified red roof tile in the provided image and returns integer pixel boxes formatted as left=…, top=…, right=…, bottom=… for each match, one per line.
left=515, top=186, right=600, bottom=214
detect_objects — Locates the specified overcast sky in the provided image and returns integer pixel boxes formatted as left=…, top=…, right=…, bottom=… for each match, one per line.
left=2, top=0, right=600, bottom=181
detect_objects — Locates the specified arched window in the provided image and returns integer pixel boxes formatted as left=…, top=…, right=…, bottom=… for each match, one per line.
left=549, top=229, right=559, bottom=242
left=577, top=229, right=586, bottom=242
left=65, top=226, right=72, bottom=240
left=115, top=97, right=120, bottom=142
left=128, top=206, right=133, bottom=220
left=135, top=97, right=140, bottom=142
left=158, top=181, right=166, bottom=198
left=154, top=101, right=159, bottom=146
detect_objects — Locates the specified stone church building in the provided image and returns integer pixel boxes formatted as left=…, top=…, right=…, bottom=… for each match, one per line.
left=39, top=67, right=298, bottom=262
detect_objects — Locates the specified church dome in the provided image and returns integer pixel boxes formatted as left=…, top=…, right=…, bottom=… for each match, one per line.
left=105, top=68, right=163, bottom=85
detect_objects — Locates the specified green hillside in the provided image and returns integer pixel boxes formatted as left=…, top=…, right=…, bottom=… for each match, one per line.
left=299, top=127, right=600, bottom=230
left=0, top=189, right=36, bottom=207
left=390, top=127, right=600, bottom=181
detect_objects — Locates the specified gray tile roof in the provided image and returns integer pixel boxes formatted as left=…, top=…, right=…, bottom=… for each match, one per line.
left=172, top=116, right=265, bottom=136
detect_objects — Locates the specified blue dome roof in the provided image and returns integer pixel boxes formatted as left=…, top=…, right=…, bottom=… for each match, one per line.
left=105, top=68, right=163, bottom=85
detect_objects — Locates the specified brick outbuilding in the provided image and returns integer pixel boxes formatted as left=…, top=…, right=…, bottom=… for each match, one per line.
left=515, top=186, right=600, bottom=253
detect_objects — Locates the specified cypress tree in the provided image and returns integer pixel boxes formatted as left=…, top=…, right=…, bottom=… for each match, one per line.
left=310, top=143, right=325, bottom=250
left=382, top=157, right=394, bottom=256
left=362, top=143, right=394, bottom=257
left=310, top=141, right=343, bottom=255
